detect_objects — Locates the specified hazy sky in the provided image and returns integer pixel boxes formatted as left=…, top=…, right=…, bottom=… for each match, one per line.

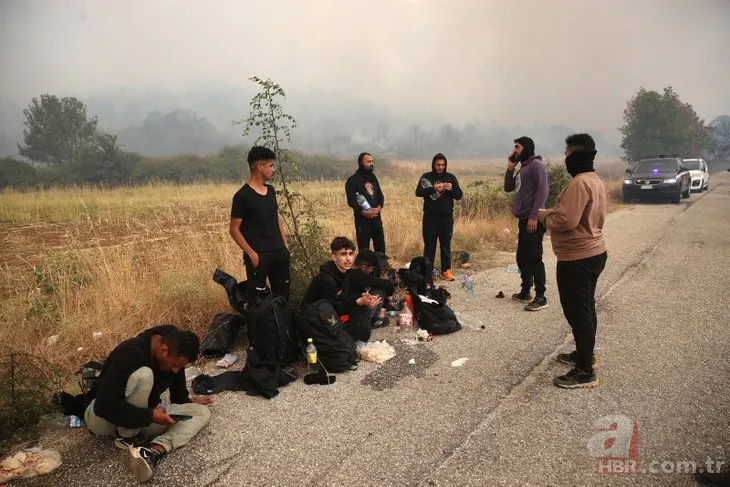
left=1, top=0, right=729, bottom=139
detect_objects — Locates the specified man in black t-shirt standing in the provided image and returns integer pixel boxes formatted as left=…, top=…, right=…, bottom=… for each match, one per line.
left=229, top=146, right=290, bottom=301
left=345, top=152, right=386, bottom=252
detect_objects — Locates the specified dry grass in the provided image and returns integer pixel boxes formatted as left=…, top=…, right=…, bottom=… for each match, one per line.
left=0, top=160, right=622, bottom=375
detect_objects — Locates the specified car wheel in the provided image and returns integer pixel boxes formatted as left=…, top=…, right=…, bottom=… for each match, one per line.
left=682, top=184, right=690, bottom=199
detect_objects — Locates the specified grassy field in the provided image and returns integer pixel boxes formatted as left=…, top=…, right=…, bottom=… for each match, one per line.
left=0, top=159, right=625, bottom=376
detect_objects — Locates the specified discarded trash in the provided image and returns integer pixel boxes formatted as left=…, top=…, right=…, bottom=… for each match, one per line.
left=416, top=329, right=432, bottom=341
left=184, top=366, right=201, bottom=382
left=400, top=338, right=420, bottom=346
left=455, top=312, right=485, bottom=331
left=76, top=347, right=84, bottom=352
left=502, top=228, right=511, bottom=234
left=357, top=340, right=396, bottom=364
left=215, top=353, right=239, bottom=369
left=495, top=291, right=505, bottom=298
left=0, top=448, right=62, bottom=483
left=459, top=275, right=474, bottom=300
left=68, top=415, right=82, bottom=428
left=506, top=264, right=521, bottom=274
left=92, top=332, right=103, bottom=339
left=408, top=358, right=416, bottom=365
left=451, top=357, right=469, bottom=367
left=45, top=335, right=59, bottom=346
left=398, top=312, right=414, bottom=328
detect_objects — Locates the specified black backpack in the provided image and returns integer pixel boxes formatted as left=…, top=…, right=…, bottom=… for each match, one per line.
left=398, top=256, right=434, bottom=296
left=248, top=292, right=299, bottom=366
left=200, top=313, right=245, bottom=358
left=295, top=299, right=358, bottom=373
left=412, top=295, right=462, bottom=335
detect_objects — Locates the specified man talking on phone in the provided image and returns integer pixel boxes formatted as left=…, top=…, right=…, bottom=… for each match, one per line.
left=504, top=136, right=549, bottom=311
left=84, top=325, right=212, bottom=483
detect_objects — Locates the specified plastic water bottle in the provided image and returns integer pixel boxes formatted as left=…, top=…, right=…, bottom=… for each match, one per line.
left=464, top=276, right=474, bottom=300
left=305, top=338, right=318, bottom=373
left=420, top=178, right=441, bottom=200
left=356, top=192, right=372, bottom=210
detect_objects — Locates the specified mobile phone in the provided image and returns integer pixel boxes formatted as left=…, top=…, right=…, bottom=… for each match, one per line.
left=170, top=414, right=192, bottom=421
left=508, top=153, right=517, bottom=163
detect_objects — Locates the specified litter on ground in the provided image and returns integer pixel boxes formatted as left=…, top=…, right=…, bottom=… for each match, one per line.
left=451, top=357, right=469, bottom=367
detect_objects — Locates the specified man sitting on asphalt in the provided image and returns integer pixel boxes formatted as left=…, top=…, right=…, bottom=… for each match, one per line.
left=84, top=325, right=212, bottom=483
left=346, top=249, right=396, bottom=333
left=301, top=237, right=384, bottom=342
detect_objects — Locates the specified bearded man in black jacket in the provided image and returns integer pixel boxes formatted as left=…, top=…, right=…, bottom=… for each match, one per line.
left=84, top=325, right=212, bottom=483
left=345, top=152, right=386, bottom=253
left=415, top=153, right=463, bottom=281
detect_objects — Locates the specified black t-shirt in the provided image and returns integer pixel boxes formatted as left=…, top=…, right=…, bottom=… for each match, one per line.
left=230, top=184, right=284, bottom=252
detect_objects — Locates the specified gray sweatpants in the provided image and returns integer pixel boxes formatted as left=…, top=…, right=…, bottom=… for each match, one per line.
left=84, top=367, right=210, bottom=453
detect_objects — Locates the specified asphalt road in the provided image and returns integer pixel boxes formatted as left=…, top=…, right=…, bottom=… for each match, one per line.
left=17, top=172, right=730, bottom=487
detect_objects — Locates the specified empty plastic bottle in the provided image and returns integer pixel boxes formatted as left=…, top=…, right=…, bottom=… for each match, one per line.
left=464, top=276, right=474, bottom=300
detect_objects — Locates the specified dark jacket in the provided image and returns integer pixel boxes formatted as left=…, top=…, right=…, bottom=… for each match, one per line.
left=90, top=325, right=190, bottom=429
left=301, top=261, right=356, bottom=316
left=503, top=155, right=548, bottom=220
left=415, top=156, right=463, bottom=217
left=346, top=268, right=395, bottom=301
left=345, top=164, right=385, bottom=220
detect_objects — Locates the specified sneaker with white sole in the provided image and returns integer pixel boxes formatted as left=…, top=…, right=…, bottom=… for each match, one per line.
left=553, top=368, right=599, bottom=389
left=524, top=295, right=548, bottom=311
left=126, top=446, right=164, bottom=483
left=556, top=351, right=598, bottom=371
left=511, top=291, right=532, bottom=303
left=114, top=432, right=149, bottom=450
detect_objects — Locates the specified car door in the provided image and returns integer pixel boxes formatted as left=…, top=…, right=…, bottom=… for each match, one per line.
left=678, top=160, right=690, bottom=191
left=702, top=159, right=710, bottom=186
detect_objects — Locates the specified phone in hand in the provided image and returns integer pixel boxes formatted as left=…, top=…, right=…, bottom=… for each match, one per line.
left=169, top=414, right=193, bottom=421
left=508, top=153, right=517, bottom=163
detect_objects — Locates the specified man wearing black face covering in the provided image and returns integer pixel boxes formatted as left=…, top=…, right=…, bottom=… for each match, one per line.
left=538, top=133, right=608, bottom=389
left=504, top=136, right=549, bottom=311
left=345, top=152, right=386, bottom=252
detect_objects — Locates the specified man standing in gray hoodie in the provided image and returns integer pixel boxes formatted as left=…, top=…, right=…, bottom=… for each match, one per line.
left=504, top=136, right=549, bottom=311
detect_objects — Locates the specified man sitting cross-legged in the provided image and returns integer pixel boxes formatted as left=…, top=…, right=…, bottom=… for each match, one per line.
left=84, top=325, right=212, bottom=483
left=301, top=237, right=384, bottom=343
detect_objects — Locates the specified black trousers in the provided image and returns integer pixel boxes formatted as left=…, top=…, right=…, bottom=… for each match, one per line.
left=423, top=215, right=453, bottom=271
left=556, top=251, right=608, bottom=373
left=343, top=289, right=385, bottom=343
left=355, top=217, right=385, bottom=253
left=243, top=247, right=291, bottom=302
left=516, top=218, right=546, bottom=296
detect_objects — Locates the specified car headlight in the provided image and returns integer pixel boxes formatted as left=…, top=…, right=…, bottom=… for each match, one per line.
left=663, top=178, right=677, bottom=183
left=623, top=179, right=632, bottom=185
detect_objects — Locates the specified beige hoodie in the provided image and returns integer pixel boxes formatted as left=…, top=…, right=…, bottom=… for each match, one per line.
left=541, top=172, right=607, bottom=261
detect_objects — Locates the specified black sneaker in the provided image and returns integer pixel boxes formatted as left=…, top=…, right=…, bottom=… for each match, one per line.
left=556, top=351, right=598, bottom=370
left=553, top=368, right=599, bottom=389
left=371, top=316, right=390, bottom=328
left=524, top=295, right=548, bottom=311
left=114, top=432, right=149, bottom=450
left=511, top=291, right=532, bottom=303
left=126, top=446, right=164, bottom=483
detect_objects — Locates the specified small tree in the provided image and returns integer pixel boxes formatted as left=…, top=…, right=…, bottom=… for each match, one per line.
left=18, top=94, right=101, bottom=166
left=619, top=86, right=713, bottom=161
left=235, top=77, right=328, bottom=303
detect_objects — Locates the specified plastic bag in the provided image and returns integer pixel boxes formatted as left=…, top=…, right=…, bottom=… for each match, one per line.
left=356, top=340, right=396, bottom=364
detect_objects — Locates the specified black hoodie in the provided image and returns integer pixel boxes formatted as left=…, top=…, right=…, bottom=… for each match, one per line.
left=301, top=261, right=355, bottom=316
left=345, top=159, right=385, bottom=220
left=415, top=154, right=463, bottom=216
left=90, top=325, right=190, bottom=429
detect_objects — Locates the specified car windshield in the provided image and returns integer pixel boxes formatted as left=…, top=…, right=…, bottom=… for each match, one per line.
left=682, top=160, right=701, bottom=170
left=633, top=160, right=676, bottom=172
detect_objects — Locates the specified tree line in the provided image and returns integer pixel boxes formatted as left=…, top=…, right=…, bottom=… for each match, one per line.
left=1, top=87, right=729, bottom=190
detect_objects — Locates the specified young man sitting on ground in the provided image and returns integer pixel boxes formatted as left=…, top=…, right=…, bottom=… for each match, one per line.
left=301, top=237, right=383, bottom=342
left=85, top=325, right=212, bottom=483
left=346, top=249, right=396, bottom=334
